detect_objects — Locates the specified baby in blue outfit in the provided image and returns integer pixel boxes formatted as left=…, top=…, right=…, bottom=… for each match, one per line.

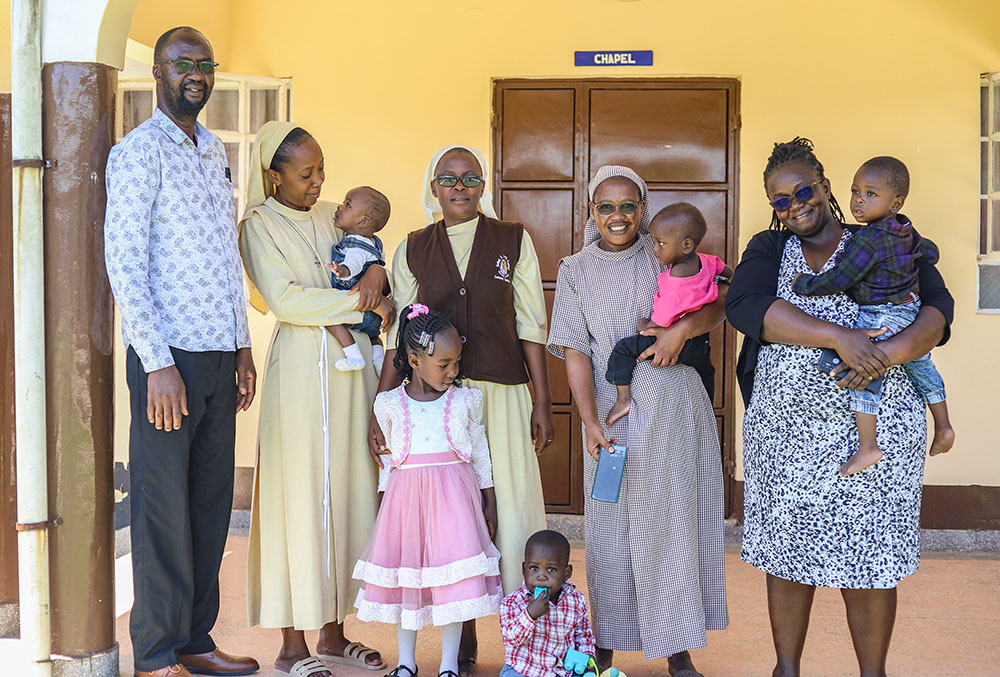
left=326, top=186, right=391, bottom=373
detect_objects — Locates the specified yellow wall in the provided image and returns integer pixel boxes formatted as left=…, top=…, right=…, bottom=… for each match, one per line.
left=3, top=0, right=999, bottom=486
left=127, top=0, right=232, bottom=67
left=220, top=0, right=1000, bottom=485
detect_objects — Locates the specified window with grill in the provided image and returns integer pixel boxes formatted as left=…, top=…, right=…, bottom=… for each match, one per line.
left=979, top=72, right=1000, bottom=312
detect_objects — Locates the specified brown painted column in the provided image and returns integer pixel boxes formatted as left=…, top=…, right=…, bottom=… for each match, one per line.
left=0, top=94, right=21, bottom=637
left=41, top=62, right=117, bottom=666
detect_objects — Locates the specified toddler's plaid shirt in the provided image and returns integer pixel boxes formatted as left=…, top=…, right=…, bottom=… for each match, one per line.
left=500, top=582, right=596, bottom=677
left=792, top=214, right=939, bottom=306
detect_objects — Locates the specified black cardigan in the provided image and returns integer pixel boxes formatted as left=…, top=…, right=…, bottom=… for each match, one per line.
left=725, top=226, right=955, bottom=407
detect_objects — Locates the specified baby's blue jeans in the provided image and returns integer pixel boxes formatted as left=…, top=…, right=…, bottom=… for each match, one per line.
left=853, top=297, right=946, bottom=415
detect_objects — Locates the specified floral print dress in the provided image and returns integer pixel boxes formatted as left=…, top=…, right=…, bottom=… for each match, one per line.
left=742, top=230, right=927, bottom=589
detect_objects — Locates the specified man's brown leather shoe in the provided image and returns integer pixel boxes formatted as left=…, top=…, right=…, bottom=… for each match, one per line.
left=134, top=665, right=192, bottom=677
left=179, top=648, right=260, bottom=676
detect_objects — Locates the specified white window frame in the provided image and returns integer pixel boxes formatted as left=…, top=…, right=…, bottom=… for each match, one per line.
left=115, top=72, right=293, bottom=218
left=980, top=73, right=999, bottom=259
left=978, top=73, right=1000, bottom=313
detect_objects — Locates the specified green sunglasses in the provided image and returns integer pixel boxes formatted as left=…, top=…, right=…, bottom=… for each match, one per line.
left=435, top=174, right=484, bottom=188
left=594, top=201, right=639, bottom=215
left=160, top=59, right=219, bottom=75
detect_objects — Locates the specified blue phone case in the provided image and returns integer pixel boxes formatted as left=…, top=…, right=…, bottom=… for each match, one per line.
left=591, top=443, right=627, bottom=503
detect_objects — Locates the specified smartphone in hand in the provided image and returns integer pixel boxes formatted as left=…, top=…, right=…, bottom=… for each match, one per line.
left=592, top=443, right=627, bottom=503
left=816, top=348, right=884, bottom=394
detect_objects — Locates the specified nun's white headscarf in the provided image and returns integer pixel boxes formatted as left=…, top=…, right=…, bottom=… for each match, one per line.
left=420, top=145, right=498, bottom=223
left=583, top=165, right=652, bottom=248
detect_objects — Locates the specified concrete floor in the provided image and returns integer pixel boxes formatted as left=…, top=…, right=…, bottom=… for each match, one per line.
left=116, top=534, right=1000, bottom=676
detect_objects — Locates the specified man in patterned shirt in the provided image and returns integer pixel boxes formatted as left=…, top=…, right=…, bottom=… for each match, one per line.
left=105, top=27, right=259, bottom=677
left=500, top=531, right=596, bottom=677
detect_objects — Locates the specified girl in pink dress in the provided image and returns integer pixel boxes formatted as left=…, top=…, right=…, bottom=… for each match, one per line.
left=353, top=304, right=502, bottom=677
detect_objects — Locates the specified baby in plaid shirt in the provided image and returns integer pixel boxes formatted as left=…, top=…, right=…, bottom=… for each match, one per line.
left=500, top=531, right=595, bottom=677
left=793, top=156, right=955, bottom=475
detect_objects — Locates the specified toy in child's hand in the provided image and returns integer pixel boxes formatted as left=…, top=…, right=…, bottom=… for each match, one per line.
left=533, top=586, right=547, bottom=599
left=563, top=649, right=592, bottom=675
left=563, top=649, right=626, bottom=677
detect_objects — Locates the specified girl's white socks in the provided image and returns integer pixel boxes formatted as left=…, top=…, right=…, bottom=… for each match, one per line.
left=394, top=621, right=462, bottom=674
left=397, top=625, right=417, bottom=673
left=439, top=622, right=462, bottom=675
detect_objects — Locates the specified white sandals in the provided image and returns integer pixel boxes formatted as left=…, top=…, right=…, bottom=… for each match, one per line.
left=276, top=656, right=331, bottom=677
left=317, top=641, right=387, bottom=671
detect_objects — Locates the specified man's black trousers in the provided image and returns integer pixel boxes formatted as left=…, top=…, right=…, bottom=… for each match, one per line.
left=126, top=347, right=236, bottom=672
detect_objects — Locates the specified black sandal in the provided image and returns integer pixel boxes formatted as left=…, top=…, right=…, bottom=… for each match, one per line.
left=439, top=672, right=460, bottom=677
left=386, top=666, right=417, bottom=677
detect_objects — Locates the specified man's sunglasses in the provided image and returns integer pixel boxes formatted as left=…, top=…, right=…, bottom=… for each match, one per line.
left=435, top=174, right=484, bottom=188
left=160, top=59, right=220, bottom=75
left=594, top=201, right=639, bottom=215
left=769, top=180, right=823, bottom=212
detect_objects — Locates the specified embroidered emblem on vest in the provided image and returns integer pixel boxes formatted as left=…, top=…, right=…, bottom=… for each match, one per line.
left=494, top=254, right=512, bottom=284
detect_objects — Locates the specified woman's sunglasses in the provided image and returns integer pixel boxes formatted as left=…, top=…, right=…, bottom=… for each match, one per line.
left=769, top=180, right=824, bottom=212
left=435, top=174, right=484, bottom=188
left=594, top=201, right=639, bottom=215
left=159, top=59, right=220, bottom=74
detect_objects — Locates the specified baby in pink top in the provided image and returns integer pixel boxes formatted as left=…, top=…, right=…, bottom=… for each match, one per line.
left=605, top=203, right=732, bottom=425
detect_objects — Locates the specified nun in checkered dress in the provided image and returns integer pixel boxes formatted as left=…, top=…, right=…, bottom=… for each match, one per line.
left=546, top=166, right=729, bottom=669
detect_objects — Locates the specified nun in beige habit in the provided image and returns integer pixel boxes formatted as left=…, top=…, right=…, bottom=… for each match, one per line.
left=376, top=144, right=552, bottom=674
left=384, top=146, right=550, bottom=592
left=239, top=122, right=387, bottom=676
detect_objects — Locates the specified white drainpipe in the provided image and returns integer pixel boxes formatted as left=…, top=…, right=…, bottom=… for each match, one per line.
left=10, top=1, right=53, bottom=676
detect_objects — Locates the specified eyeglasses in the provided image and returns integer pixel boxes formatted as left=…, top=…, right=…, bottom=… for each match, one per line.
left=159, top=59, right=220, bottom=75
left=594, top=201, right=639, bottom=215
left=769, top=180, right=824, bottom=212
left=435, top=174, right=484, bottom=188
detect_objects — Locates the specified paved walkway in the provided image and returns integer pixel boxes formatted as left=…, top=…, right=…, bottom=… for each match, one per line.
left=116, top=534, right=1000, bottom=676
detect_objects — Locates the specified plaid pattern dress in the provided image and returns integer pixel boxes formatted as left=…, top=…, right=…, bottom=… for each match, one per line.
left=547, top=235, right=729, bottom=659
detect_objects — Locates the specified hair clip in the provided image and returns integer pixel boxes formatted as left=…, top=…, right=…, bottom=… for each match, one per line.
left=418, top=331, right=435, bottom=355
left=407, top=303, right=430, bottom=320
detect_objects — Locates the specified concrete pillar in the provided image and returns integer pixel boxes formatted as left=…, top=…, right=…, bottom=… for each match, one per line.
left=40, top=62, right=118, bottom=677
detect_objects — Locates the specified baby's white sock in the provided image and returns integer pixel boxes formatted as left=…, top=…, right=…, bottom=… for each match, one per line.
left=397, top=625, right=417, bottom=673
left=439, top=621, right=462, bottom=675
left=335, top=342, right=366, bottom=372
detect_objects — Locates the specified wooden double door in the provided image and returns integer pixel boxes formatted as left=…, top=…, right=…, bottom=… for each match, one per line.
left=492, top=78, right=740, bottom=515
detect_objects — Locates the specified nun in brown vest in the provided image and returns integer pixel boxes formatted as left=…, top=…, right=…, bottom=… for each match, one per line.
left=370, top=145, right=553, bottom=675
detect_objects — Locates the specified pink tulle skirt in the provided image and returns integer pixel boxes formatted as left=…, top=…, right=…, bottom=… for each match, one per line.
left=353, top=452, right=502, bottom=630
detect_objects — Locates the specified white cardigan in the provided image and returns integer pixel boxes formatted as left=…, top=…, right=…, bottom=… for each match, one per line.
left=374, top=384, right=494, bottom=492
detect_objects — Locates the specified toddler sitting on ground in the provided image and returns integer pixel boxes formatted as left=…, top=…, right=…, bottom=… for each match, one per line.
left=499, top=530, right=595, bottom=677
